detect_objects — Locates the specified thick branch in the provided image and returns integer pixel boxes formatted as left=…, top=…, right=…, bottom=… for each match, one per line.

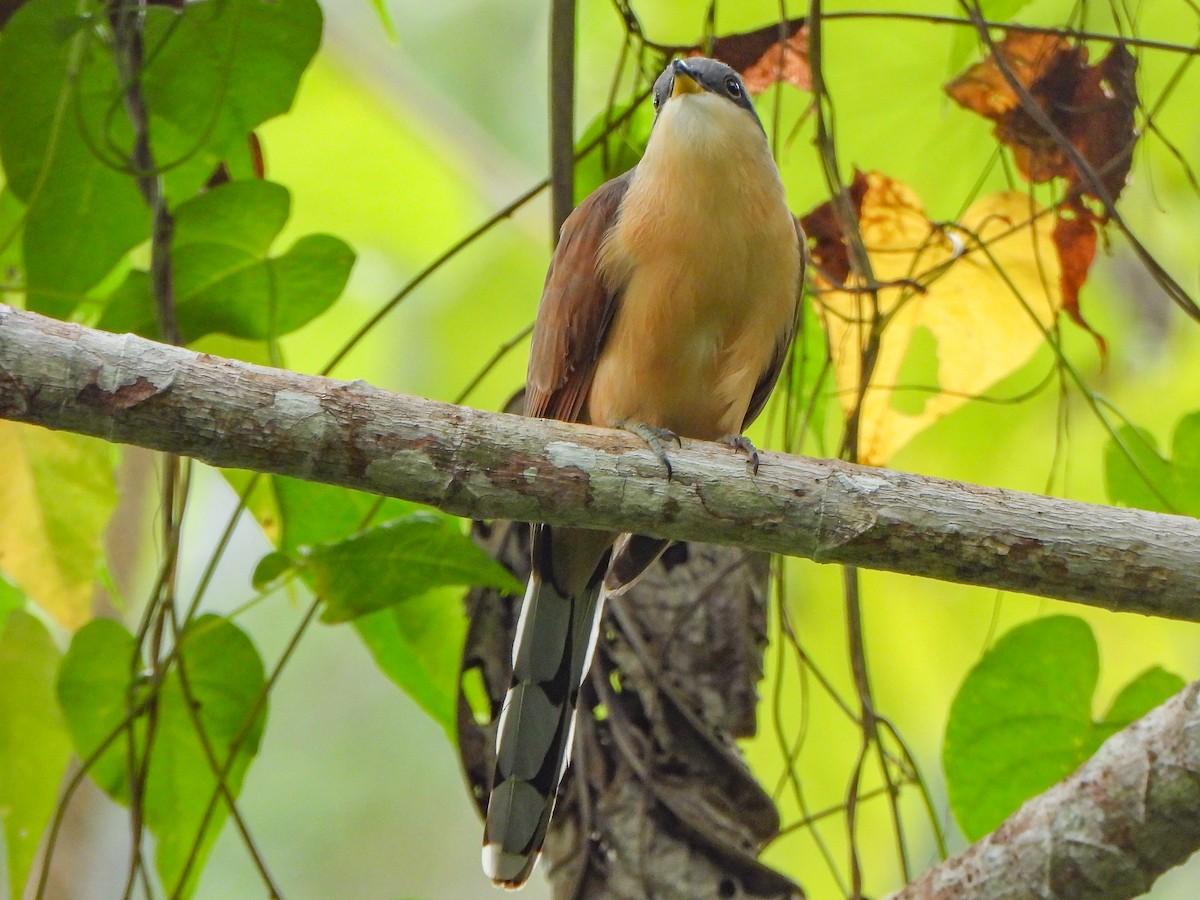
left=891, top=682, right=1200, bottom=899
left=0, top=304, right=1197, bottom=620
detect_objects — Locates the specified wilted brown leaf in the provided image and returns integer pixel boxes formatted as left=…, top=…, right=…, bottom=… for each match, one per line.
left=946, top=33, right=1137, bottom=203
left=799, top=171, right=870, bottom=285
left=804, top=172, right=1062, bottom=465
left=946, top=33, right=1132, bottom=347
left=691, top=18, right=811, bottom=94
left=1053, top=200, right=1105, bottom=348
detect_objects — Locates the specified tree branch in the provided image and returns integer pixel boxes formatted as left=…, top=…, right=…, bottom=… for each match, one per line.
left=890, top=681, right=1200, bottom=899
left=0, top=304, right=1197, bottom=621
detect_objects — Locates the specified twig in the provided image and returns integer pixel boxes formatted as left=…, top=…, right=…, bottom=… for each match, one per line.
left=550, top=0, right=577, bottom=240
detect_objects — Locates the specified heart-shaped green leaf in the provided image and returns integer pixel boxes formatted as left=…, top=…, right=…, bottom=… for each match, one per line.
left=100, top=180, right=354, bottom=342
left=308, top=513, right=521, bottom=624
left=944, top=615, right=1185, bottom=840
left=58, top=615, right=267, bottom=899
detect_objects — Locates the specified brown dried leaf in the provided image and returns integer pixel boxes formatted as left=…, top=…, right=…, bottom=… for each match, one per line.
left=694, top=18, right=811, bottom=94
left=798, top=171, right=870, bottom=285
left=1053, top=201, right=1106, bottom=350
left=946, top=33, right=1137, bottom=203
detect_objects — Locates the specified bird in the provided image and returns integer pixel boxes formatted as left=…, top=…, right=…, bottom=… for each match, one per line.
left=482, top=56, right=805, bottom=889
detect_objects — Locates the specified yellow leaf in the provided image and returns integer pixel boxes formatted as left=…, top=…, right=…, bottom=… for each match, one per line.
left=0, top=423, right=116, bottom=628
left=813, top=172, right=1060, bottom=465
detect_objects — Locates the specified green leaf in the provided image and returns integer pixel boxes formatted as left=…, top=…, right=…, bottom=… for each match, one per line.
left=0, top=422, right=117, bottom=628
left=219, top=469, right=280, bottom=546
left=149, top=615, right=267, bottom=898
left=305, top=513, right=519, bottom=736
left=944, top=616, right=1096, bottom=841
left=0, top=186, right=25, bottom=283
left=308, top=513, right=521, bottom=624
left=273, top=476, right=417, bottom=555
left=173, top=178, right=290, bottom=253
left=57, top=618, right=140, bottom=801
left=99, top=180, right=355, bottom=342
left=354, top=592, right=469, bottom=738
left=251, top=551, right=295, bottom=591
left=1104, top=412, right=1200, bottom=516
left=1093, top=666, right=1187, bottom=748
left=573, top=98, right=654, bottom=204
left=944, top=616, right=1186, bottom=840
left=142, top=0, right=323, bottom=168
left=0, top=576, right=24, bottom=634
left=0, top=0, right=148, bottom=316
left=58, top=616, right=267, bottom=899
left=0, top=611, right=72, bottom=900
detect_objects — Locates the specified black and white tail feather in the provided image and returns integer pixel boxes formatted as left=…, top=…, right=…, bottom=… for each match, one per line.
left=482, top=525, right=611, bottom=888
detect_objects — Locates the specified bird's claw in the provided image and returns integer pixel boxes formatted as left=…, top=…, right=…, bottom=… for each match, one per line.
left=619, top=421, right=681, bottom=479
left=720, top=434, right=760, bottom=474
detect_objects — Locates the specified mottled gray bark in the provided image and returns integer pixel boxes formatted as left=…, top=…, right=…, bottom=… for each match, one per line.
left=891, top=682, right=1200, bottom=899
left=0, top=304, right=1196, bottom=621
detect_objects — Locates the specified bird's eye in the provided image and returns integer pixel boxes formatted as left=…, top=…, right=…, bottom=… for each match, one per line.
left=725, top=76, right=743, bottom=98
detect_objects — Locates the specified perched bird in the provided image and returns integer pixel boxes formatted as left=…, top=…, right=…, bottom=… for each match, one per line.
left=482, top=56, right=805, bottom=888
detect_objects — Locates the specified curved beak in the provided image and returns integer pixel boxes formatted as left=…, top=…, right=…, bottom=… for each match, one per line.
left=670, top=58, right=704, bottom=98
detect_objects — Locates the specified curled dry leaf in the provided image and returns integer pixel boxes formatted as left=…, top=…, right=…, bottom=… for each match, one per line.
left=802, top=171, right=1062, bottom=466
left=945, top=32, right=1136, bottom=202
left=946, top=32, right=1136, bottom=343
left=689, top=17, right=811, bottom=94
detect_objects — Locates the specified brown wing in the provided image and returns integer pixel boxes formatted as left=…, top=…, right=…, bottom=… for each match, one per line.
left=525, top=171, right=632, bottom=423
left=742, top=215, right=807, bottom=431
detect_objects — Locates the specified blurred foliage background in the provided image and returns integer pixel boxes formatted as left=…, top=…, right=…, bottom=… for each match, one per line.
left=3, top=0, right=1200, bottom=897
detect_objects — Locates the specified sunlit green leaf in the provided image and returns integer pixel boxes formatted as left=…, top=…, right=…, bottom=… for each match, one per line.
left=0, top=611, right=72, bottom=900
left=308, top=513, right=520, bottom=624
left=0, top=422, right=116, bottom=628
left=58, top=616, right=267, bottom=899
left=99, top=180, right=355, bottom=342
left=0, top=0, right=147, bottom=316
left=1104, top=412, right=1200, bottom=517
left=944, top=616, right=1185, bottom=840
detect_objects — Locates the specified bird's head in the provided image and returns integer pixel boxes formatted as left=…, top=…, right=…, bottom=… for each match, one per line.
left=649, top=57, right=763, bottom=144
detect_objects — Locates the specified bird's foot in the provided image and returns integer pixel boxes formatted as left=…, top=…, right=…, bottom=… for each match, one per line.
left=720, top=434, right=760, bottom=474
left=618, top=421, right=682, bottom=479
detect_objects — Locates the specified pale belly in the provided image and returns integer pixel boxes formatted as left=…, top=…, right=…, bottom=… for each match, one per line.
left=584, top=233, right=798, bottom=441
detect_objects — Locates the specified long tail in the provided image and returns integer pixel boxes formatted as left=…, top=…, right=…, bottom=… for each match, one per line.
left=483, top=525, right=613, bottom=888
